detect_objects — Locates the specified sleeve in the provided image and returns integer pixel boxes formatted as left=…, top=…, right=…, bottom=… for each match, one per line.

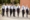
left=21, top=7, right=23, bottom=10
left=9, top=6, right=11, bottom=9
left=2, top=5, right=4, bottom=9
left=14, top=6, right=16, bottom=9
left=5, top=6, right=7, bottom=10
left=19, top=6, right=20, bottom=8
left=10, top=6, right=12, bottom=9
left=24, top=7, right=25, bottom=10
left=8, top=6, right=10, bottom=9
left=16, top=7, right=17, bottom=11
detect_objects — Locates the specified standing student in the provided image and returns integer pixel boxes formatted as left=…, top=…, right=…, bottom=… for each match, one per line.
left=26, top=7, right=29, bottom=18
left=5, top=4, right=8, bottom=17
left=8, top=4, right=11, bottom=16
left=22, top=5, right=25, bottom=17
left=10, top=5, right=13, bottom=17
left=17, top=5, right=20, bottom=17
left=8, top=4, right=10, bottom=12
left=13, top=5, right=16, bottom=17
left=2, top=4, right=5, bottom=16
left=6, top=6, right=8, bottom=17
left=7, top=4, right=10, bottom=17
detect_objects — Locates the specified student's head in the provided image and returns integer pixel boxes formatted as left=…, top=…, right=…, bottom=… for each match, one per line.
left=6, top=3, right=8, bottom=5
left=11, top=3, right=14, bottom=5
left=11, top=4, right=13, bottom=5
left=16, top=4, right=17, bottom=6
left=8, top=3, right=10, bottom=5
left=3, top=3, right=5, bottom=5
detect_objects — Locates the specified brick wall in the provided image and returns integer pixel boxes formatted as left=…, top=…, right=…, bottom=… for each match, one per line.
left=20, top=0, right=30, bottom=8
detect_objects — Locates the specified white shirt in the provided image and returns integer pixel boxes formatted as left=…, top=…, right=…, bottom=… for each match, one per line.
left=16, top=5, right=20, bottom=11
left=26, top=7, right=28, bottom=9
left=26, top=7, right=29, bottom=10
left=22, top=5, right=25, bottom=10
left=13, top=5, right=16, bottom=9
left=10, top=5, right=13, bottom=9
left=8, top=5, right=10, bottom=9
left=5, top=5, right=8, bottom=10
left=15, top=6, right=17, bottom=10
left=2, top=5, right=5, bottom=9
left=18, top=5, right=20, bottom=8
left=17, top=5, right=20, bottom=9
left=13, top=5, right=17, bottom=11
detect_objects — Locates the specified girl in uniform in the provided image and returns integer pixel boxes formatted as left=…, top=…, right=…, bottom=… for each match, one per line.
left=22, top=5, right=25, bottom=17
left=2, top=4, right=5, bottom=16
left=13, top=5, right=16, bottom=17
left=5, top=4, right=8, bottom=17
left=10, top=4, right=13, bottom=17
left=26, top=7, right=29, bottom=17
left=17, top=5, right=20, bottom=17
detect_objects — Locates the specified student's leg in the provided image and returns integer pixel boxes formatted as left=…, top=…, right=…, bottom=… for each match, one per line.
left=6, top=9, right=8, bottom=17
left=26, top=10, right=28, bottom=18
left=3, top=9, right=5, bottom=16
left=2, top=9, right=3, bottom=16
left=13, top=9, right=15, bottom=17
left=17, top=12, right=19, bottom=17
left=22, top=12, right=24, bottom=17
left=6, top=12, right=8, bottom=17
left=2, top=9, right=4, bottom=16
left=17, top=9, right=20, bottom=17
left=22, top=10, right=24, bottom=17
left=10, top=9, right=12, bottom=16
left=17, top=10, right=19, bottom=17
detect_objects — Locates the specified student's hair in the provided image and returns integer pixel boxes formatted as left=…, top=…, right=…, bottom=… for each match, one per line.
left=2, top=3, right=5, bottom=5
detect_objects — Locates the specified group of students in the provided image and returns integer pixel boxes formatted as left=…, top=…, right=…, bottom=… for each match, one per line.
left=2, top=3, right=29, bottom=17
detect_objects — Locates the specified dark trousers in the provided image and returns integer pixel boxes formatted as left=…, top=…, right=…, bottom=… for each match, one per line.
left=13, top=9, right=15, bottom=17
left=26, top=9, right=29, bottom=17
left=2, top=9, right=5, bottom=16
left=17, top=8, right=20, bottom=17
left=26, top=9, right=29, bottom=15
left=10, top=9, right=12, bottom=16
left=6, top=8, right=8, bottom=17
left=22, top=10, right=25, bottom=17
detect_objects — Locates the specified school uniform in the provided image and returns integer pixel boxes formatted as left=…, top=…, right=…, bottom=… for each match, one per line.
left=15, top=6, right=17, bottom=11
left=8, top=5, right=10, bottom=11
left=26, top=7, right=29, bottom=17
left=17, top=5, right=20, bottom=17
left=5, top=5, right=8, bottom=17
left=2, top=5, right=5, bottom=16
left=22, top=5, right=25, bottom=17
left=10, top=5, right=13, bottom=16
left=13, top=5, right=16, bottom=17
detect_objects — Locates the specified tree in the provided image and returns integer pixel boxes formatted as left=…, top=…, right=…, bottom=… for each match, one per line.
left=18, top=0, right=20, bottom=4
left=14, top=0, right=19, bottom=4
left=3, top=0, right=6, bottom=3
left=0, top=0, right=2, bottom=4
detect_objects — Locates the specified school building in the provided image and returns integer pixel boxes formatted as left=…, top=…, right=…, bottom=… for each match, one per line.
left=20, top=0, right=30, bottom=8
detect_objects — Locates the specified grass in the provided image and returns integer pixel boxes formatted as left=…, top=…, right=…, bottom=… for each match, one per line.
left=0, top=10, right=2, bottom=14
left=0, top=5, right=2, bottom=14
left=0, top=5, right=2, bottom=8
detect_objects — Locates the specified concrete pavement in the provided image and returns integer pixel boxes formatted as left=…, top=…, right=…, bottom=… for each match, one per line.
left=0, top=11, right=30, bottom=20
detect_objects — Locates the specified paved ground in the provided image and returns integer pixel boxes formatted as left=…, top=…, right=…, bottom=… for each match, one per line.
left=0, top=11, right=30, bottom=20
